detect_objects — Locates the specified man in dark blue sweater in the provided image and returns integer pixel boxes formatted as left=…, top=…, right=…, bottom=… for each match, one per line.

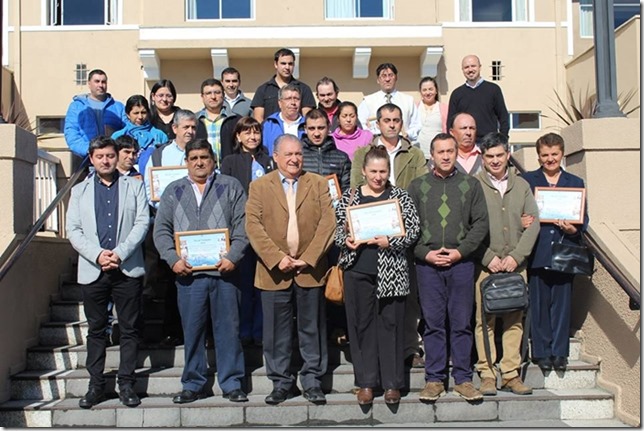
left=447, top=55, right=509, bottom=141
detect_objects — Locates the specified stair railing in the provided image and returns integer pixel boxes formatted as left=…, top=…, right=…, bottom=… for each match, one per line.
left=510, top=154, right=640, bottom=310
left=0, top=155, right=89, bottom=283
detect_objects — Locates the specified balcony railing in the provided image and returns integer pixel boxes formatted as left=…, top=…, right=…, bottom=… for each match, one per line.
left=34, top=150, right=61, bottom=233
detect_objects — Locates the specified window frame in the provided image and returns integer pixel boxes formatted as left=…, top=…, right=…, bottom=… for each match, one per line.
left=509, top=112, right=541, bottom=131
left=45, top=0, right=120, bottom=26
left=36, top=116, right=66, bottom=135
left=457, top=0, right=530, bottom=22
left=185, top=0, right=255, bottom=21
left=324, top=0, right=394, bottom=20
left=580, top=0, right=641, bottom=38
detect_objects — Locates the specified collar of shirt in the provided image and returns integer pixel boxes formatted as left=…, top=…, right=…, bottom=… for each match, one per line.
left=380, top=89, right=399, bottom=100
left=458, top=145, right=481, bottom=160
left=378, top=137, right=402, bottom=154
left=94, top=171, right=118, bottom=186
left=487, top=169, right=509, bottom=194
left=225, top=93, right=241, bottom=105
left=465, top=77, right=485, bottom=89
left=187, top=171, right=215, bottom=206
left=432, top=167, right=458, bottom=179
left=279, top=112, right=302, bottom=126
left=279, top=171, right=299, bottom=192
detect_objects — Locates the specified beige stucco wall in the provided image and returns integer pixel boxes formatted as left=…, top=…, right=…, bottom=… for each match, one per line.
left=564, top=16, right=641, bottom=119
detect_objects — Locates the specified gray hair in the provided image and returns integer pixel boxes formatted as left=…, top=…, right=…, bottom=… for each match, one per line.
left=173, top=109, right=197, bottom=126
left=278, top=84, right=301, bottom=100
left=273, top=134, right=303, bottom=154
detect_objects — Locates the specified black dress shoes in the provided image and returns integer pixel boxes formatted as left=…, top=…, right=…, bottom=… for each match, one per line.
left=79, top=387, right=106, bottom=409
left=535, top=357, right=553, bottom=371
left=172, top=389, right=206, bottom=404
left=119, top=387, right=141, bottom=407
left=303, top=387, right=326, bottom=405
left=160, top=335, right=184, bottom=347
left=265, top=388, right=292, bottom=405
left=552, top=356, right=568, bottom=371
left=223, top=389, right=248, bottom=402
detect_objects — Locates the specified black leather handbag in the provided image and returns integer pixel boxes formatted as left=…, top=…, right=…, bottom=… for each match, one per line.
left=550, top=236, right=594, bottom=276
left=480, top=272, right=529, bottom=314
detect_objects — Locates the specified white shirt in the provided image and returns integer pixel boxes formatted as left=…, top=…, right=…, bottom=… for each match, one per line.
left=358, top=90, right=420, bottom=141
left=280, top=113, right=302, bottom=136
left=378, top=137, right=402, bottom=187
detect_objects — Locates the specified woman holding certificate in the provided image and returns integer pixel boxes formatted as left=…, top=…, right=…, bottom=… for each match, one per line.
left=523, top=133, right=589, bottom=372
left=334, top=146, right=420, bottom=406
left=220, top=117, right=274, bottom=347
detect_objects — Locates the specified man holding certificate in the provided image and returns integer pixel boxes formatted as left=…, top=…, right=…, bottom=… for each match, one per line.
left=245, top=134, right=336, bottom=406
left=153, top=138, right=249, bottom=404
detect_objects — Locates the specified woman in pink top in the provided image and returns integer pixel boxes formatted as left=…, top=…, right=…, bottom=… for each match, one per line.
left=331, top=101, right=373, bottom=161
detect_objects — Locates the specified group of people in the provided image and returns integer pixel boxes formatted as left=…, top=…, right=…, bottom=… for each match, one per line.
left=63, top=48, right=588, bottom=410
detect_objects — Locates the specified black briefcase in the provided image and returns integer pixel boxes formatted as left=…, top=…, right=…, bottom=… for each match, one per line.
left=480, top=272, right=528, bottom=314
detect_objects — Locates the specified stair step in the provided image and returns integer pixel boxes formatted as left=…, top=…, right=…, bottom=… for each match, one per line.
left=0, top=388, right=615, bottom=427
left=9, top=361, right=599, bottom=401
left=49, top=301, right=166, bottom=323
left=38, top=320, right=165, bottom=346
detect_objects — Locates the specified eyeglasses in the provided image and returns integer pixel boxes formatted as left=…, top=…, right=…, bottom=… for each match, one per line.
left=202, top=90, right=223, bottom=96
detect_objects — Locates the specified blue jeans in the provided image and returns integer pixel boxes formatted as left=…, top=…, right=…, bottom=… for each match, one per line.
left=176, top=275, right=245, bottom=393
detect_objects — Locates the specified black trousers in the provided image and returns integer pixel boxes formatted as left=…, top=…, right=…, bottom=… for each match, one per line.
left=344, top=270, right=405, bottom=390
left=261, top=284, right=327, bottom=391
left=82, top=270, right=142, bottom=390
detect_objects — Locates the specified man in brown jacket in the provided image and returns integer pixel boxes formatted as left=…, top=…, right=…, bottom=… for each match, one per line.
left=246, top=134, right=336, bottom=406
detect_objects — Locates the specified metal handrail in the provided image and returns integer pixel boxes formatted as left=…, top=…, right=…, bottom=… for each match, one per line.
left=0, top=155, right=90, bottom=283
left=510, top=155, right=640, bottom=310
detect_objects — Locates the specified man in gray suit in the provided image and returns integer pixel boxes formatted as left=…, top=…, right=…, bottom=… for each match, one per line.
left=67, top=136, right=149, bottom=409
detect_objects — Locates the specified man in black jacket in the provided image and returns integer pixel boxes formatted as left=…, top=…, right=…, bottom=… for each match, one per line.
left=301, top=109, right=351, bottom=192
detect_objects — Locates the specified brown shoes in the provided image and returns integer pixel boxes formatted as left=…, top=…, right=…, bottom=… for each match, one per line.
left=383, top=389, right=401, bottom=404
left=480, top=377, right=497, bottom=396
left=356, top=388, right=373, bottom=405
left=418, top=381, right=445, bottom=402
left=453, top=381, right=483, bottom=401
left=501, top=377, right=533, bottom=395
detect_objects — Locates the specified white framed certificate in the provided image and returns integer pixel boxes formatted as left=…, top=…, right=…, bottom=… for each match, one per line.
left=174, top=229, right=230, bottom=271
left=534, top=187, right=586, bottom=224
left=326, top=174, right=341, bottom=207
left=347, top=198, right=405, bottom=244
left=149, top=166, right=188, bottom=202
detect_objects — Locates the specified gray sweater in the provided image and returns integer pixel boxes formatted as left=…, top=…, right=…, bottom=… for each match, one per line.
left=153, top=173, right=248, bottom=276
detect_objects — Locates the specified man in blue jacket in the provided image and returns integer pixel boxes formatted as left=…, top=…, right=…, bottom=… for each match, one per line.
left=64, top=69, right=126, bottom=157
left=262, top=84, right=306, bottom=154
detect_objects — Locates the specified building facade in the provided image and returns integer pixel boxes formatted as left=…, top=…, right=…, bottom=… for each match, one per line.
left=1, top=0, right=640, bottom=153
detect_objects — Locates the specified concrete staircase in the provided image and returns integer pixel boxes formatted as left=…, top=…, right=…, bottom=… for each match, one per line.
left=0, top=281, right=626, bottom=427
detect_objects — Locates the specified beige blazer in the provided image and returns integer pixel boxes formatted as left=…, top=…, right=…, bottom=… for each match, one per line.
left=246, top=170, right=335, bottom=290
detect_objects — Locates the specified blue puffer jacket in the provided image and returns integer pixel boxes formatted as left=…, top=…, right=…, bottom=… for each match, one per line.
left=261, top=112, right=305, bottom=154
left=64, top=94, right=126, bottom=157
left=111, top=120, right=168, bottom=151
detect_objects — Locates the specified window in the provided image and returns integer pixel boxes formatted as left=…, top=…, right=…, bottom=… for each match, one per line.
left=75, top=64, right=88, bottom=85
left=459, top=0, right=527, bottom=22
left=509, top=112, right=540, bottom=130
left=491, top=60, right=503, bottom=81
left=47, top=0, right=118, bottom=25
left=186, top=0, right=252, bottom=20
left=325, top=0, right=393, bottom=19
left=37, top=117, right=66, bottom=135
left=580, top=0, right=640, bottom=37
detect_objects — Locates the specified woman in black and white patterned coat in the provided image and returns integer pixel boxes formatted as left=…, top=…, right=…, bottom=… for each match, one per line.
left=335, top=146, right=420, bottom=406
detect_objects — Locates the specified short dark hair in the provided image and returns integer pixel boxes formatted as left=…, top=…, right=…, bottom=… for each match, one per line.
left=430, top=133, right=458, bottom=153
left=115, top=135, right=140, bottom=153
left=274, top=48, right=295, bottom=62
left=88, top=69, right=107, bottom=80
left=305, top=108, right=329, bottom=126
left=221, top=67, right=240, bottom=80
left=376, top=103, right=402, bottom=121
left=233, top=116, right=263, bottom=152
left=479, top=132, right=509, bottom=154
left=419, top=76, right=440, bottom=102
left=200, top=78, right=223, bottom=94
left=536, top=132, right=565, bottom=154
left=88, top=135, right=117, bottom=156
left=316, top=76, right=339, bottom=93
left=376, top=63, right=398, bottom=77
left=125, top=95, right=150, bottom=115
left=185, top=138, right=215, bottom=160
